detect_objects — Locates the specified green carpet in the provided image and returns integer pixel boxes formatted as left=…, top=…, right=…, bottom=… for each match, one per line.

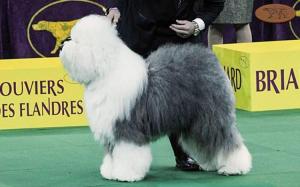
left=1, top=110, right=300, bottom=187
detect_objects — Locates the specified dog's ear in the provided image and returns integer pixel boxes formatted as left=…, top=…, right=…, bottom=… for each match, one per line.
left=70, top=15, right=116, bottom=42
left=73, top=43, right=97, bottom=82
left=60, top=41, right=98, bottom=84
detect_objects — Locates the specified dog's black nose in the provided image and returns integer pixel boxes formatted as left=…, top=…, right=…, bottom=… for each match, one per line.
left=62, top=36, right=71, bottom=45
left=59, top=37, right=72, bottom=52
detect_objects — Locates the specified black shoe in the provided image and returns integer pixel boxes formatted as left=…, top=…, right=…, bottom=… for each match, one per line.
left=176, top=157, right=200, bottom=171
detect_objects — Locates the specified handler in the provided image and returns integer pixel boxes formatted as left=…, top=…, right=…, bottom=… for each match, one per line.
left=107, top=0, right=225, bottom=170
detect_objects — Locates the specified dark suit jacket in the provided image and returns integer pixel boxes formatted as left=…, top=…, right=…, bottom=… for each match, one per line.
left=110, top=0, right=224, bottom=57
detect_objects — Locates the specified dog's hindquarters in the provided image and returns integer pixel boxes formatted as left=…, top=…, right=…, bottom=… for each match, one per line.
left=145, top=43, right=252, bottom=175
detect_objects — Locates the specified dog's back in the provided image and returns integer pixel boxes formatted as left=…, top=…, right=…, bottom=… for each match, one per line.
left=146, top=43, right=236, bottom=136
left=114, top=43, right=236, bottom=145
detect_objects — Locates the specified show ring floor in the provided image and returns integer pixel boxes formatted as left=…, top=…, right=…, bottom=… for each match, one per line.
left=1, top=110, right=300, bottom=187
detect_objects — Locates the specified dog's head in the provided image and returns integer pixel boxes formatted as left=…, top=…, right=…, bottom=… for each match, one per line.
left=59, top=15, right=119, bottom=85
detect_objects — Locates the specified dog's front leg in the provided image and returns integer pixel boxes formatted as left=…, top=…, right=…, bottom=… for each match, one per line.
left=110, top=141, right=152, bottom=182
left=100, top=143, right=114, bottom=180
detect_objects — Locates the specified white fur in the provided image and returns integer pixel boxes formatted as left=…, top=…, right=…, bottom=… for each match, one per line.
left=217, top=144, right=252, bottom=175
left=84, top=49, right=148, bottom=142
left=61, top=15, right=150, bottom=182
left=100, top=142, right=152, bottom=182
left=60, top=15, right=148, bottom=143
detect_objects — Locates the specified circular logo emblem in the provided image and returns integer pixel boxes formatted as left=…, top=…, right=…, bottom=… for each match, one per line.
left=255, top=4, right=296, bottom=23
left=289, top=1, right=300, bottom=39
left=27, top=0, right=107, bottom=57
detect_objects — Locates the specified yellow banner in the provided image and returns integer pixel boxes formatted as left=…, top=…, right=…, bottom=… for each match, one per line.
left=0, top=58, right=88, bottom=129
left=213, top=40, right=300, bottom=111
left=2, top=41, right=300, bottom=129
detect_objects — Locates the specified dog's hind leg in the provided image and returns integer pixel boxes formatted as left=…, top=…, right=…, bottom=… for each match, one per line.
left=180, top=124, right=252, bottom=175
left=214, top=126, right=252, bottom=175
left=216, top=142, right=252, bottom=175
left=180, top=135, right=217, bottom=172
left=110, top=141, right=152, bottom=182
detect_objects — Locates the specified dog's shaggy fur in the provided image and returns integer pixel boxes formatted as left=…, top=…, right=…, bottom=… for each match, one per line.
left=60, top=15, right=252, bottom=182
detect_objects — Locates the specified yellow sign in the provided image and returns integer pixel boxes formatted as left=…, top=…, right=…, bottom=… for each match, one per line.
left=0, top=58, right=88, bottom=129
left=213, top=40, right=300, bottom=111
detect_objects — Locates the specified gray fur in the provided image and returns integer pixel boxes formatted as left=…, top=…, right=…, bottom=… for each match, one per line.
left=113, top=43, right=242, bottom=158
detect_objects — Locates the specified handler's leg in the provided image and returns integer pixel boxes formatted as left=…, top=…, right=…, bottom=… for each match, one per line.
left=208, top=24, right=225, bottom=48
left=169, top=133, right=200, bottom=171
left=235, top=23, right=252, bottom=43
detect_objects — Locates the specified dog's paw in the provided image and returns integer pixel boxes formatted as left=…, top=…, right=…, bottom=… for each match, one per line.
left=109, top=142, right=151, bottom=182
left=217, top=144, right=252, bottom=176
left=217, top=165, right=247, bottom=176
left=100, top=154, right=113, bottom=180
left=112, top=169, right=145, bottom=182
left=200, top=162, right=217, bottom=172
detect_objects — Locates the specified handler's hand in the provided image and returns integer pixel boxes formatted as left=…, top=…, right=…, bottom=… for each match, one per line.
left=107, top=8, right=121, bottom=24
left=170, top=20, right=196, bottom=38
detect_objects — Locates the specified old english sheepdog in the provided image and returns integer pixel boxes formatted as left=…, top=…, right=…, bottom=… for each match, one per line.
left=59, top=15, right=252, bottom=182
